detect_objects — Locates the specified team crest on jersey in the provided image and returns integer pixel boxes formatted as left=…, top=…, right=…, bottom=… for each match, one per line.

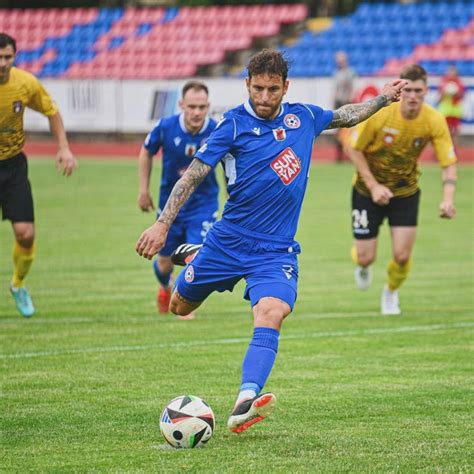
left=174, top=136, right=182, bottom=147
left=284, top=114, right=300, bottom=129
left=12, top=101, right=22, bottom=113
left=185, top=144, right=197, bottom=157
left=383, top=133, right=395, bottom=146
left=185, top=265, right=195, bottom=282
left=273, top=127, right=286, bottom=141
left=271, top=147, right=302, bottom=185
left=412, top=137, right=423, bottom=148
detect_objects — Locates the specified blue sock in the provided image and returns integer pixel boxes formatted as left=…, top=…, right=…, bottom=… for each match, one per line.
left=240, top=327, right=280, bottom=394
left=152, top=260, right=171, bottom=288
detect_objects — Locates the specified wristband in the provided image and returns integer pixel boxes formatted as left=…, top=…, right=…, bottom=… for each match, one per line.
left=442, top=179, right=456, bottom=186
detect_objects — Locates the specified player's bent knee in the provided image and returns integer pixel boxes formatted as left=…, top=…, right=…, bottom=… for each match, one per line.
left=157, top=256, right=173, bottom=274
left=13, top=225, right=35, bottom=248
left=394, top=253, right=411, bottom=266
left=254, top=297, right=291, bottom=329
left=355, top=246, right=376, bottom=267
left=358, top=254, right=375, bottom=267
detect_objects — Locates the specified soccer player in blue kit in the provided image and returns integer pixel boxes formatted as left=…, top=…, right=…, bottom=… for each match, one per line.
left=138, top=81, right=219, bottom=318
left=136, top=50, right=406, bottom=433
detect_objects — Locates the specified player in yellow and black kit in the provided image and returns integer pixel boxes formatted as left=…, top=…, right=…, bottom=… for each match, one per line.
left=0, top=33, right=76, bottom=317
left=346, top=64, right=457, bottom=315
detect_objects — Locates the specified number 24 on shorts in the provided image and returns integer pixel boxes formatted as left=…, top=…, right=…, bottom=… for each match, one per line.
left=352, top=209, right=369, bottom=229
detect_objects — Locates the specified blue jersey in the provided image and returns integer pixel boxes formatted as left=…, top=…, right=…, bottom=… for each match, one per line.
left=195, top=100, right=333, bottom=239
left=144, top=114, right=219, bottom=217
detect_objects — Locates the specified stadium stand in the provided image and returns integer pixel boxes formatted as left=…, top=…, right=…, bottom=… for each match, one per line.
left=282, top=1, right=473, bottom=77
left=2, top=4, right=307, bottom=79
left=380, top=18, right=474, bottom=76
left=1, top=2, right=472, bottom=79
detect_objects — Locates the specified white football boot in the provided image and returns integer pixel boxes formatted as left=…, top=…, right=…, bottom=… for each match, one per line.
left=227, top=393, right=276, bottom=433
left=354, top=265, right=372, bottom=290
left=381, top=285, right=401, bottom=315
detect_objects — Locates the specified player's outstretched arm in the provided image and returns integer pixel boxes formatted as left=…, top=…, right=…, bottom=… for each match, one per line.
left=327, top=79, right=407, bottom=129
left=136, top=158, right=212, bottom=259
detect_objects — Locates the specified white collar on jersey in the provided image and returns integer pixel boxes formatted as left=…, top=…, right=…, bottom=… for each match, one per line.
left=244, top=99, right=285, bottom=121
left=179, top=113, right=210, bottom=135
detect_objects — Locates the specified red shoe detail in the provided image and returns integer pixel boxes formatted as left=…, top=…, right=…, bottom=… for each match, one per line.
left=254, top=394, right=273, bottom=408
left=232, top=416, right=264, bottom=433
left=157, top=287, right=171, bottom=313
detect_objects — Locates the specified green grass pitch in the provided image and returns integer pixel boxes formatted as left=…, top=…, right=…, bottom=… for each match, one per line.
left=1, top=158, right=473, bottom=472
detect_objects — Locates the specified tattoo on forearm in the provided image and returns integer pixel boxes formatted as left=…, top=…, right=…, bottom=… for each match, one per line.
left=157, top=159, right=211, bottom=226
left=328, top=95, right=388, bottom=129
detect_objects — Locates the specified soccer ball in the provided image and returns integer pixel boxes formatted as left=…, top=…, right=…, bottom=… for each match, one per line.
left=159, top=395, right=215, bottom=449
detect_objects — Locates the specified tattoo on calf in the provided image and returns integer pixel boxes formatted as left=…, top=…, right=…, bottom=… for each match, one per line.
left=158, top=159, right=211, bottom=227
left=328, top=95, right=388, bottom=129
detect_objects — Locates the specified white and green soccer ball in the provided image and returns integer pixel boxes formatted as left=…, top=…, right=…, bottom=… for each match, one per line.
left=160, top=395, right=215, bottom=449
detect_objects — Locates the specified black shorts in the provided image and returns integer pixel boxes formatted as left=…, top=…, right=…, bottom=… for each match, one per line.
left=0, top=153, right=34, bottom=223
left=352, top=187, right=420, bottom=240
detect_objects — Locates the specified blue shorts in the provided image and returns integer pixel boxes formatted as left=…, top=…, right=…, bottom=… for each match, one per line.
left=175, top=220, right=300, bottom=310
left=159, top=210, right=218, bottom=257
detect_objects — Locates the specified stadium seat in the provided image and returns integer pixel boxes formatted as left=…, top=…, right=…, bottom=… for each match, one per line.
left=279, top=0, right=473, bottom=77
left=8, top=3, right=473, bottom=79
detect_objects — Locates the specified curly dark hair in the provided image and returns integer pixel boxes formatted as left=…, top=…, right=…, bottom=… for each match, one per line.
left=0, top=33, right=16, bottom=52
left=400, top=64, right=427, bottom=84
left=247, top=49, right=289, bottom=82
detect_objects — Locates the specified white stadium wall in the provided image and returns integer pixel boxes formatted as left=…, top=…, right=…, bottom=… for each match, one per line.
left=24, top=77, right=474, bottom=135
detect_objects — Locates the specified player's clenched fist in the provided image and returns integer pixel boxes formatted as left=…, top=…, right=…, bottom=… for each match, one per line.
left=439, top=200, right=456, bottom=219
left=136, top=221, right=169, bottom=259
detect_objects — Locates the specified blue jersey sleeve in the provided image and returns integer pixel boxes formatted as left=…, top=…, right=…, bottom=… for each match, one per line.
left=304, top=104, right=334, bottom=136
left=144, top=119, right=164, bottom=156
left=195, top=116, right=235, bottom=168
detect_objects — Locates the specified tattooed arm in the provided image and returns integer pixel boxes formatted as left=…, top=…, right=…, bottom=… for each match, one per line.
left=136, top=158, right=212, bottom=259
left=327, top=79, right=407, bottom=129
left=328, top=95, right=388, bottom=129
left=158, top=159, right=212, bottom=226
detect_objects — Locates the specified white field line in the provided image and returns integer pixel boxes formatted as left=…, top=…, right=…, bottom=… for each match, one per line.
left=1, top=322, right=472, bottom=360
left=0, top=310, right=381, bottom=325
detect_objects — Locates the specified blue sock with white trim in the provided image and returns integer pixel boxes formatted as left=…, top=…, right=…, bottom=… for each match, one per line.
left=239, top=327, right=280, bottom=401
left=152, top=260, right=171, bottom=288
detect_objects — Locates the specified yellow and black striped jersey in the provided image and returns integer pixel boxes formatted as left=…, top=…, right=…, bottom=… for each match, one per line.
left=0, top=67, right=58, bottom=160
left=351, top=101, right=457, bottom=198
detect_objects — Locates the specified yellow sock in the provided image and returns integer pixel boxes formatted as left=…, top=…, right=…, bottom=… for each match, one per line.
left=351, top=246, right=359, bottom=265
left=12, top=242, right=36, bottom=288
left=387, top=258, right=412, bottom=291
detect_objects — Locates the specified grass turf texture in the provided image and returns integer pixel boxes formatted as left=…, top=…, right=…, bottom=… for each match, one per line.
left=1, top=158, right=472, bottom=472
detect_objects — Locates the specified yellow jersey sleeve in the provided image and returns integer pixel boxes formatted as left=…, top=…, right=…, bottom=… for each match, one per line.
left=430, top=113, right=457, bottom=167
left=26, top=76, right=58, bottom=116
